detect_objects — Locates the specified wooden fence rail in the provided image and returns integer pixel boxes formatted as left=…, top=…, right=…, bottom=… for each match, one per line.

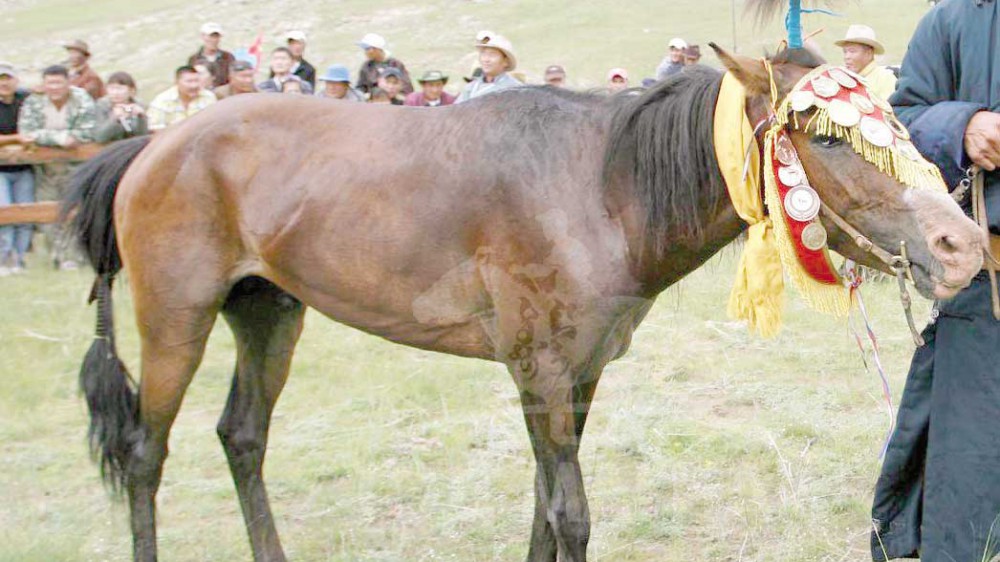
left=0, top=144, right=103, bottom=226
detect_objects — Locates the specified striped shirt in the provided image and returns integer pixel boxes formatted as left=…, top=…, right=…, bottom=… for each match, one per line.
left=147, top=86, right=217, bottom=131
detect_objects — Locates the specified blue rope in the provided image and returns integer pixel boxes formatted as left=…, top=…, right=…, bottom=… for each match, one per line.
left=786, top=0, right=802, bottom=48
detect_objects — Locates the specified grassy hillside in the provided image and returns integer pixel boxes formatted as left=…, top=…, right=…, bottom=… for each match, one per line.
left=0, top=0, right=932, bottom=96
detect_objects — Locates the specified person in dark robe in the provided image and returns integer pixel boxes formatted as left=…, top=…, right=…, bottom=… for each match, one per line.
left=871, top=2, right=1000, bottom=562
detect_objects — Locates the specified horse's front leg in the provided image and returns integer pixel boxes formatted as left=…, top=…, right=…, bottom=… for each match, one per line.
left=513, top=353, right=603, bottom=562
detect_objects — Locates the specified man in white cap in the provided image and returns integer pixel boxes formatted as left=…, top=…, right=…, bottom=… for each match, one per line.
left=282, top=30, right=315, bottom=89
left=355, top=33, right=412, bottom=95
left=188, top=22, right=236, bottom=88
left=655, top=37, right=688, bottom=81
left=456, top=32, right=522, bottom=103
left=835, top=24, right=897, bottom=100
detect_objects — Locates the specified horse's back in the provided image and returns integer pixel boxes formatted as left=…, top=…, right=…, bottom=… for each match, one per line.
left=114, top=92, right=640, bottom=360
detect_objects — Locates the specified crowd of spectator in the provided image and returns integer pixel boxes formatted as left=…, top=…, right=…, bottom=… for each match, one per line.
left=0, top=23, right=898, bottom=276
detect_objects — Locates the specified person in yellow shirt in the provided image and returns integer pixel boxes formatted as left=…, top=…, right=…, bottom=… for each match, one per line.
left=835, top=24, right=897, bottom=101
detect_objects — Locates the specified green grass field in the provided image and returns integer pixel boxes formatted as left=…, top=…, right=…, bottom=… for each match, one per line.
left=0, top=1, right=942, bottom=560
left=0, top=251, right=931, bottom=561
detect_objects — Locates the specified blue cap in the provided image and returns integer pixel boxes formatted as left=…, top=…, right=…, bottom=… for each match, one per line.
left=320, top=64, right=351, bottom=83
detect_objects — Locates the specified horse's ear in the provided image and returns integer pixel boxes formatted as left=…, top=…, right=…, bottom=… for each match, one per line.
left=709, top=42, right=771, bottom=95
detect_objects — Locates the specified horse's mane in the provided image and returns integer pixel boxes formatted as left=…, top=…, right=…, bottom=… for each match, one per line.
left=602, top=66, right=727, bottom=254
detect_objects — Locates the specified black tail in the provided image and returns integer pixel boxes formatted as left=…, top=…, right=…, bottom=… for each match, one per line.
left=64, top=136, right=151, bottom=493
left=63, top=135, right=151, bottom=276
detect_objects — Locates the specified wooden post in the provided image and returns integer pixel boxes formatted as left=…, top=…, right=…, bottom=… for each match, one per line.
left=0, top=202, right=62, bottom=225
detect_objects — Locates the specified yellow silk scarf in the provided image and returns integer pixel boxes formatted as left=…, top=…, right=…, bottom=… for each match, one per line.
left=713, top=72, right=785, bottom=337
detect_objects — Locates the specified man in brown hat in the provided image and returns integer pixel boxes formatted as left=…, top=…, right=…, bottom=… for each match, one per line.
left=835, top=24, right=897, bottom=100
left=63, top=39, right=104, bottom=100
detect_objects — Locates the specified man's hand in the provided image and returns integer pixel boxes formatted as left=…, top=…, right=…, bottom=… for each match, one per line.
left=964, top=111, right=1000, bottom=171
left=61, top=135, right=80, bottom=149
left=19, top=132, right=36, bottom=144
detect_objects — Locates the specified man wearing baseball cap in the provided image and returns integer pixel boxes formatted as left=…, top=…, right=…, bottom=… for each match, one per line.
left=188, top=22, right=236, bottom=88
left=543, top=65, right=567, bottom=87
left=607, top=68, right=629, bottom=94
left=355, top=33, right=412, bottom=96
left=375, top=67, right=406, bottom=105
left=456, top=31, right=522, bottom=103
left=655, top=37, right=688, bottom=81
left=213, top=58, right=258, bottom=100
left=405, top=70, right=456, bottom=107
left=281, top=31, right=316, bottom=89
left=835, top=24, right=897, bottom=100
left=62, top=40, right=104, bottom=100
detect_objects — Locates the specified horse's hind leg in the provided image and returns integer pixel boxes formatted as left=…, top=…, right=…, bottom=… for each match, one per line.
left=129, top=298, right=219, bottom=562
left=218, top=277, right=305, bottom=562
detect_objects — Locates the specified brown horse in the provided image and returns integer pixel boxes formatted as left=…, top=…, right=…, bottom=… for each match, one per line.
left=66, top=47, right=983, bottom=562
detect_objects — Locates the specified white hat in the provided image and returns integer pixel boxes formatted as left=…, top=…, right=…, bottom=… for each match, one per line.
left=475, top=32, right=518, bottom=72
left=834, top=24, right=885, bottom=55
left=200, top=22, right=223, bottom=36
left=285, top=30, right=307, bottom=43
left=357, top=33, right=387, bottom=51
left=668, top=37, right=687, bottom=50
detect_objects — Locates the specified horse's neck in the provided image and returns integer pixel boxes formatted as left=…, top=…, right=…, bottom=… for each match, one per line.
left=645, top=193, right=746, bottom=295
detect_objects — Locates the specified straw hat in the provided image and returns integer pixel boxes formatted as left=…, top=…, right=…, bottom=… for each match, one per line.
left=474, top=32, right=517, bottom=72
left=834, top=24, right=885, bottom=55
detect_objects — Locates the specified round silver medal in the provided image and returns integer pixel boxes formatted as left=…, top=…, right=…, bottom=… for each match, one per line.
left=811, top=76, right=841, bottom=98
left=859, top=116, right=894, bottom=147
left=828, top=99, right=861, bottom=127
left=778, top=164, right=805, bottom=187
left=898, top=142, right=922, bottom=161
left=790, top=90, right=815, bottom=112
left=871, top=95, right=893, bottom=114
left=784, top=185, right=821, bottom=222
left=801, top=221, right=828, bottom=251
left=850, top=92, right=875, bottom=114
left=829, top=68, right=858, bottom=89
left=887, top=115, right=911, bottom=140
left=775, top=135, right=799, bottom=166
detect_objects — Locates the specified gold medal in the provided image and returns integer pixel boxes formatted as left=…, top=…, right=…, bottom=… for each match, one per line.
left=801, top=221, right=828, bottom=251
left=778, top=164, right=804, bottom=187
left=859, top=116, right=894, bottom=147
left=790, top=90, right=815, bottom=112
left=811, top=76, right=840, bottom=98
left=829, top=68, right=858, bottom=89
left=886, top=115, right=911, bottom=140
left=828, top=99, right=861, bottom=127
left=784, top=185, right=821, bottom=222
left=850, top=92, right=875, bottom=114
left=775, top=135, right=799, bottom=166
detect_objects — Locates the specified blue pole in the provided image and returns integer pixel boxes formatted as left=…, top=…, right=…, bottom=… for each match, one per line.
left=786, top=0, right=803, bottom=48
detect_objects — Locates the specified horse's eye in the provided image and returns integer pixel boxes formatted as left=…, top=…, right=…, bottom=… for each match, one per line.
left=814, top=135, right=842, bottom=148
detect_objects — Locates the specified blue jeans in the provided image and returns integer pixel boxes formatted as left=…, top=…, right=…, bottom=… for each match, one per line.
left=0, top=168, right=35, bottom=266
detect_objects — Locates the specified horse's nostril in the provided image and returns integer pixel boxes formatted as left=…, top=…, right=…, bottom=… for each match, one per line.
left=934, top=234, right=966, bottom=256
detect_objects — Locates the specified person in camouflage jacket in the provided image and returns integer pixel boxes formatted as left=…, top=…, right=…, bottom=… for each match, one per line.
left=18, top=66, right=96, bottom=148
left=17, top=65, right=96, bottom=269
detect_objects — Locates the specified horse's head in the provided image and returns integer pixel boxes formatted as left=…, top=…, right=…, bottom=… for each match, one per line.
left=713, top=44, right=983, bottom=300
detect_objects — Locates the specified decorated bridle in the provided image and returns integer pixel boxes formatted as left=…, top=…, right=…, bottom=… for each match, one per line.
left=755, top=62, right=949, bottom=344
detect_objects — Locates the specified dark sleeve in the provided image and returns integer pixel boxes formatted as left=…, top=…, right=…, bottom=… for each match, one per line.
left=395, top=60, right=414, bottom=95
left=93, top=104, right=123, bottom=144
left=357, top=64, right=371, bottom=94
left=303, top=62, right=316, bottom=88
left=889, top=6, right=985, bottom=188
